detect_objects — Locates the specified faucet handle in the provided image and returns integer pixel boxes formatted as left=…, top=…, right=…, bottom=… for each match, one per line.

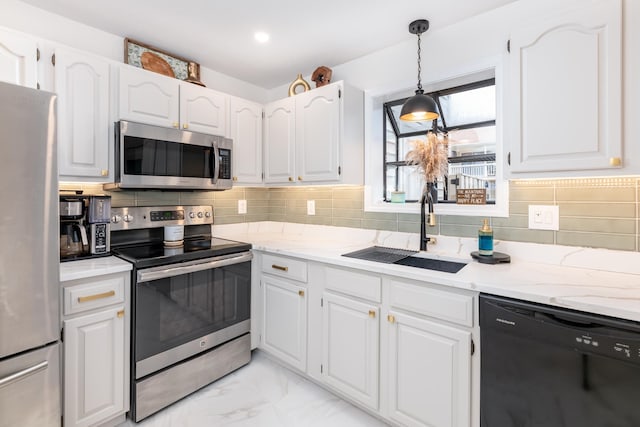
left=428, top=213, right=436, bottom=227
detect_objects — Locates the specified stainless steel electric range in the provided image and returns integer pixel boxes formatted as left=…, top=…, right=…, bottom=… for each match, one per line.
left=110, top=205, right=252, bottom=422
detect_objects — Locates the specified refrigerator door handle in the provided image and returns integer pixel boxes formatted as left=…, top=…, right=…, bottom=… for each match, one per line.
left=0, top=360, right=48, bottom=389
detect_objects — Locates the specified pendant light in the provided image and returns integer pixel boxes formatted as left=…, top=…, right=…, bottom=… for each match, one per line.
left=400, top=19, right=439, bottom=122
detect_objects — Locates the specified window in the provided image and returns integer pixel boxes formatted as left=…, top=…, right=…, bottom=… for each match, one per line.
left=383, top=78, right=496, bottom=205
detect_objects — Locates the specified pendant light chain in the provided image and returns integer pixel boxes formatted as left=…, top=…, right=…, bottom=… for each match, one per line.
left=416, top=32, right=422, bottom=92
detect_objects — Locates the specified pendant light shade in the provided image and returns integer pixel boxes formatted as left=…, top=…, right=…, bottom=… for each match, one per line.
left=400, top=19, right=439, bottom=122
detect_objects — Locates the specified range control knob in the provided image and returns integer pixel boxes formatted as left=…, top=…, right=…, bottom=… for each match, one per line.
left=197, top=212, right=204, bottom=218
left=123, top=214, right=133, bottom=222
left=204, top=211, right=212, bottom=218
left=189, top=212, right=196, bottom=219
left=111, top=214, right=122, bottom=224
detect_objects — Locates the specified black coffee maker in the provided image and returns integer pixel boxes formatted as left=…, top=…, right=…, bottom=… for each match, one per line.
left=59, top=193, right=111, bottom=261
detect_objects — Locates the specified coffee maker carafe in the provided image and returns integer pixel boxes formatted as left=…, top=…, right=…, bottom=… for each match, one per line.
left=59, top=195, right=89, bottom=259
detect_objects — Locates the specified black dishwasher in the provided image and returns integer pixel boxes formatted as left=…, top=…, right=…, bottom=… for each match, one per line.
left=480, top=294, right=640, bottom=427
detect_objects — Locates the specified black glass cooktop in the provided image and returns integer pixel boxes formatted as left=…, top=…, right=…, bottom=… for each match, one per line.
left=112, top=237, right=251, bottom=268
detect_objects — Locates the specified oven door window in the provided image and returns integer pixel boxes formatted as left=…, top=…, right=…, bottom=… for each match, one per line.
left=123, top=136, right=213, bottom=178
left=135, top=261, right=250, bottom=362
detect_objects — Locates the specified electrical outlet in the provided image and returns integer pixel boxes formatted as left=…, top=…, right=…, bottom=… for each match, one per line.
left=238, top=199, right=247, bottom=214
left=528, top=205, right=559, bottom=230
left=307, top=200, right=316, bottom=215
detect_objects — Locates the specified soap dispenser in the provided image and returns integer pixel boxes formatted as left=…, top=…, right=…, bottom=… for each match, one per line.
left=478, top=219, right=493, bottom=256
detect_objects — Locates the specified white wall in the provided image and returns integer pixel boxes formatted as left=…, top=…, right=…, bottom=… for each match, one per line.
left=1, top=0, right=269, bottom=102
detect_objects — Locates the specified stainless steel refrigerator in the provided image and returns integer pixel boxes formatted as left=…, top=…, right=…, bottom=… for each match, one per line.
left=0, top=81, right=60, bottom=426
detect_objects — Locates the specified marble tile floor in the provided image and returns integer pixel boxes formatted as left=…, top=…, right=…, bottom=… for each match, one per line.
left=117, top=350, right=389, bottom=427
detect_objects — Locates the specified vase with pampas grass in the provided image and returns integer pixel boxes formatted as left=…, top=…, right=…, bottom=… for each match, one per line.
left=405, top=131, right=449, bottom=250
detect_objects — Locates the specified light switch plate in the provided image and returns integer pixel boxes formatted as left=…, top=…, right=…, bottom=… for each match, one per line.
left=307, top=200, right=316, bottom=215
left=238, top=199, right=247, bottom=214
left=528, top=205, right=559, bottom=230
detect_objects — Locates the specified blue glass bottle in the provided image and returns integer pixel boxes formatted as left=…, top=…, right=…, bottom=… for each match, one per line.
left=478, top=219, right=493, bottom=256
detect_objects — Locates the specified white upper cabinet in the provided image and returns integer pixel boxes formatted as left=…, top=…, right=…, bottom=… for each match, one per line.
left=263, top=80, right=363, bottom=185
left=118, top=65, right=180, bottom=128
left=296, top=83, right=341, bottom=182
left=55, top=48, right=110, bottom=180
left=118, top=65, right=229, bottom=135
left=229, top=96, right=263, bottom=184
left=0, top=27, right=37, bottom=89
left=264, top=96, right=296, bottom=183
left=506, top=0, right=622, bottom=176
left=180, top=82, right=227, bottom=135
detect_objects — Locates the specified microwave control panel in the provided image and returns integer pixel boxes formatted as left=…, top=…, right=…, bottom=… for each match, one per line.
left=218, top=148, right=231, bottom=179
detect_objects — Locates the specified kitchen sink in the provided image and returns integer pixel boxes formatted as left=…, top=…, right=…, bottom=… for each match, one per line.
left=342, top=246, right=467, bottom=273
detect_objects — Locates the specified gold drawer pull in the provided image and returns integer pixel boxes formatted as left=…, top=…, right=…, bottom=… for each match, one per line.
left=298, top=290, right=305, bottom=297
left=172, top=122, right=179, bottom=128
left=368, top=310, right=376, bottom=318
left=272, top=264, right=288, bottom=272
left=609, top=157, right=621, bottom=166
left=387, top=314, right=396, bottom=324
left=288, top=177, right=294, bottom=182
left=298, top=176, right=302, bottom=181
left=183, top=123, right=188, bottom=129
left=117, top=310, right=125, bottom=318
left=100, top=169, right=108, bottom=176
left=78, top=290, right=115, bottom=303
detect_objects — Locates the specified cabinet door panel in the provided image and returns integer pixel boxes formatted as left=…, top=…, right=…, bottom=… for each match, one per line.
left=229, top=97, right=263, bottom=184
left=508, top=0, right=621, bottom=174
left=296, top=83, right=340, bottom=182
left=264, top=98, right=296, bottom=183
left=118, top=66, right=179, bottom=128
left=322, top=292, right=379, bottom=410
left=64, top=306, right=125, bottom=427
left=0, top=28, right=37, bottom=88
left=180, top=83, right=227, bottom=135
left=56, top=49, right=110, bottom=179
left=387, top=312, right=471, bottom=427
left=261, top=276, right=307, bottom=371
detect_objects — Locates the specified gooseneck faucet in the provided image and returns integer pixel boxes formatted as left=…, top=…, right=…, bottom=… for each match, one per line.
left=420, top=188, right=436, bottom=251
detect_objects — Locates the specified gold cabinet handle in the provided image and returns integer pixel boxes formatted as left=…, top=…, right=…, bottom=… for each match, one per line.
left=368, top=310, right=376, bottom=318
left=387, top=314, right=396, bottom=324
left=117, top=310, right=125, bottom=318
left=172, top=122, right=179, bottom=128
left=298, top=290, right=305, bottom=297
left=288, top=177, right=294, bottom=182
left=232, top=176, right=238, bottom=181
left=610, top=157, right=622, bottom=167
left=183, top=123, right=188, bottom=129
left=100, top=169, right=108, bottom=177
left=78, top=290, right=115, bottom=303
left=272, top=264, right=288, bottom=272
left=298, top=176, right=303, bottom=181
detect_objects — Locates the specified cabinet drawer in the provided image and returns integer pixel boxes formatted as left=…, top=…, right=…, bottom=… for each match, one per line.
left=388, top=279, right=474, bottom=327
left=261, top=254, right=307, bottom=283
left=325, top=267, right=381, bottom=302
left=63, top=274, right=126, bottom=316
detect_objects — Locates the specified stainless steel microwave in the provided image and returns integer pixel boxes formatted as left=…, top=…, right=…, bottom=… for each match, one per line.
left=104, top=120, right=233, bottom=191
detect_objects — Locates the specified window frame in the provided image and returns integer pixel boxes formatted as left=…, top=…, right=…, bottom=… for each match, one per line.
left=383, top=78, right=497, bottom=204
left=363, top=61, right=509, bottom=218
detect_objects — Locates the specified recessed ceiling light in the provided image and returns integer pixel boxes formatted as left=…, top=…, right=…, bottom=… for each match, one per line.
left=254, top=32, right=270, bottom=43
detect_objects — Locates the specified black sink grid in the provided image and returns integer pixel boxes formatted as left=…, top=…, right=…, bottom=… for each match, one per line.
left=342, top=246, right=467, bottom=274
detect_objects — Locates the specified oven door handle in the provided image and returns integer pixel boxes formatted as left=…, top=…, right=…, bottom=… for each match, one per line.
left=137, top=252, right=252, bottom=282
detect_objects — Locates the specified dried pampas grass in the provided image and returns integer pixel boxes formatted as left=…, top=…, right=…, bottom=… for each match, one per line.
left=405, top=132, right=449, bottom=183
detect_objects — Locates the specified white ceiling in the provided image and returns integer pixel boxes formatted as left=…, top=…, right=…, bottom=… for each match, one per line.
left=19, top=0, right=517, bottom=89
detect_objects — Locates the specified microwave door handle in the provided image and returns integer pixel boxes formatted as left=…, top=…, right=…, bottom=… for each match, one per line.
left=211, top=144, right=220, bottom=184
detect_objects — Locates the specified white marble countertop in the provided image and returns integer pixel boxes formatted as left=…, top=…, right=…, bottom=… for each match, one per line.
left=60, top=256, right=132, bottom=282
left=213, top=222, right=640, bottom=323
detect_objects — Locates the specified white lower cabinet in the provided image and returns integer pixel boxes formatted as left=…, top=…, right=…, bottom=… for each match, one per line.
left=64, top=306, right=125, bottom=427
left=256, top=252, right=478, bottom=427
left=384, top=311, right=471, bottom=427
left=321, top=292, right=379, bottom=410
left=261, top=275, right=307, bottom=371
left=61, top=270, right=130, bottom=427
